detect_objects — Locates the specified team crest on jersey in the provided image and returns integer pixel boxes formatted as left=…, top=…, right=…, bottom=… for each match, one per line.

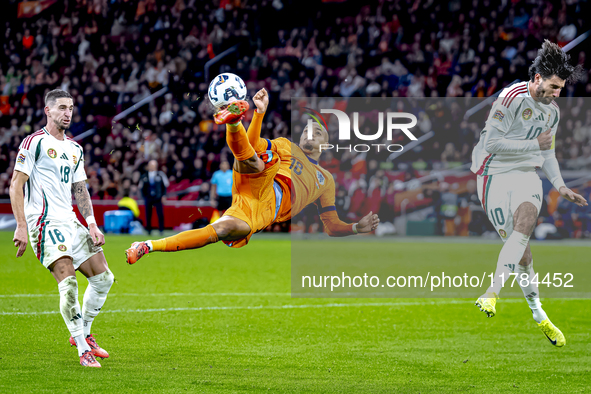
left=58, top=244, right=67, bottom=252
left=47, top=148, right=57, bottom=159
left=316, top=170, right=325, bottom=186
left=492, top=110, right=505, bottom=122
left=499, top=229, right=507, bottom=238
left=17, top=153, right=26, bottom=164
left=522, top=108, right=533, bottom=120
left=73, top=155, right=78, bottom=165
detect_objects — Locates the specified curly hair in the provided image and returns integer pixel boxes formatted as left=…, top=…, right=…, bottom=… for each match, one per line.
left=528, top=40, right=585, bottom=83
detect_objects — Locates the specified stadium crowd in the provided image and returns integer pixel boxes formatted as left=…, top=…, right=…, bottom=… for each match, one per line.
left=1, top=0, right=590, bottom=237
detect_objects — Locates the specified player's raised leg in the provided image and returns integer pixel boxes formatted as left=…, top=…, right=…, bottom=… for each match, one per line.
left=50, top=257, right=101, bottom=367
left=127, top=109, right=267, bottom=263
left=68, top=251, right=114, bottom=359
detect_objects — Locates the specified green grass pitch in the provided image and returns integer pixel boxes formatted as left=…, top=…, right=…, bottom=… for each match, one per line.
left=0, top=232, right=590, bottom=393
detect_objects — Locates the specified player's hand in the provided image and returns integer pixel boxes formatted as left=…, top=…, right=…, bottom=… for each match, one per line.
left=13, top=225, right=28, bottom=258
left=537, top=129, right=553, bottom=151
left=253, top=88, right=269, bottom=113
left=559, top=186, right=588, bottom=207
left=356, top=211, right=380, bottom=233
left=89, top=224, right=105, bottom=247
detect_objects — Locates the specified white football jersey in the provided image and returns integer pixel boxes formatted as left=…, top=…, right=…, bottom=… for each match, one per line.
left=471, top=81, right=560, bottom=176
left=14, top=127, right=86, bottom=228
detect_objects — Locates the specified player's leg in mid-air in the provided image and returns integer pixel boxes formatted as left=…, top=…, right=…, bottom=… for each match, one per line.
left=475, top=173, right=565, bottom=346
left=126, top=98, right=272, bottom=263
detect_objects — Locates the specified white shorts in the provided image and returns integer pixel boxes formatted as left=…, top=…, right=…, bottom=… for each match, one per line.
left=28, top=219, right=103, bottom=269
left=477, top=172, right=543, bottom=242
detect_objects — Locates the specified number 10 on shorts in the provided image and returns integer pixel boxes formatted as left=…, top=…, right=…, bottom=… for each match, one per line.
left=489, top=208, right=505, bottom=226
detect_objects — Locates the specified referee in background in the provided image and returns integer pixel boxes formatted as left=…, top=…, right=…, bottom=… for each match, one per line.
left=210, top=161, right=233, bottom=212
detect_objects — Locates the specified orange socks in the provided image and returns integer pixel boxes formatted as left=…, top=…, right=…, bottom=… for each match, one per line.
left=151, top=225, right=219, bottom=252
left=226, top=123, right=256, bottom=161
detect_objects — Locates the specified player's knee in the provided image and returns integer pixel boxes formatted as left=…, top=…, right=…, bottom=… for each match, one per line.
left=212, top=219, right=250, bottom=240
left=212, top=220, right=235, bottom=239
left=235, top=155, right=264, bottom=173
left=519, top=248, right=532, bottom=266
left=90, top=269, right=114, bottom=294
left=514, top=202, right=538, bottom=235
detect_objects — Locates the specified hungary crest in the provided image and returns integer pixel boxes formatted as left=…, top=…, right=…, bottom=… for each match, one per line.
left=47, top=148, right=57, bottom=159
left=522, top=108, right=533, bottom=121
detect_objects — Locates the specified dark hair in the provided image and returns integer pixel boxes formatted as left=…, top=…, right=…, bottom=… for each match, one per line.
left=44, top=89, right=73, bottom=107
left=528, top=40, right=585, bottom=83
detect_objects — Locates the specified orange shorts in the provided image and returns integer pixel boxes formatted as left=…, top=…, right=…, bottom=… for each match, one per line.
left=222, top=156, right=282, bottom=248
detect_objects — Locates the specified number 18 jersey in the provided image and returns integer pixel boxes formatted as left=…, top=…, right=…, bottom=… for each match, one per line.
left=14, top=128, right=87, bottom=228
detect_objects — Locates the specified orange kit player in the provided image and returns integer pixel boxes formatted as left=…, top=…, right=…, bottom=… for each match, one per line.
left=125, top=89, right=380, bottom=263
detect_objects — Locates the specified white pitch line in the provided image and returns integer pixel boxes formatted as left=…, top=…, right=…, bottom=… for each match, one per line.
left=0, top=299, right=527, bottom=316
left=0, top=292, right=292, bottom=298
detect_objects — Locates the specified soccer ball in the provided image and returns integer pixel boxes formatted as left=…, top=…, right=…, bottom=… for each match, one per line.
left=208, top=73, right=247, bottom=109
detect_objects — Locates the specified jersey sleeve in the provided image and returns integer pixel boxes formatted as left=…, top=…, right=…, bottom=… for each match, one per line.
left=316, top=176, right=355, bottom=237
left=211, top=172, right=219, bottom=185
left=14, top=136, right=41, bottom=176
left=72, top=145, right=87, bottom=183
left=483, top=95, right=539, bottom=153
left=486, top=95, right=519, bottom=134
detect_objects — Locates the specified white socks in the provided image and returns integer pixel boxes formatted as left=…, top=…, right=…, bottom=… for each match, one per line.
left=146, top=240, right=153, bottom=252
left=487, top=230, right=548, bottom=323
left=82, top=270, right=115, bottom=337
left=488, top=230, right=530, bottom=295
left=58, top=276, right=90, bottom=356
left=517, top=262, right=548, bottom=323
left=488, top=262, right=512, bottom=295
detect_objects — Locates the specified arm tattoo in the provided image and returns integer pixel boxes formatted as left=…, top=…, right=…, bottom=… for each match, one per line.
left=72, top=181, right=94, bottom=219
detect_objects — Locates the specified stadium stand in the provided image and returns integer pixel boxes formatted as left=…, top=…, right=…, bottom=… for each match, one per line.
left=1, top=0, right=590, bottom=237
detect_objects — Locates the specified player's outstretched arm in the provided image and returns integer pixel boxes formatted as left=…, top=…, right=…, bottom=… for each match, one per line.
left=320, top=210, right=380, bottom=237
left=247, top=88, right=269, bottom=152
left=9, top=170, right=29, bottom=257
left=73, top=181, right=105, bottom=246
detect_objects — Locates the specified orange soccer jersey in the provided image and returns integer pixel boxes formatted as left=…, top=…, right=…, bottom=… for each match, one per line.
left=222, top=111, right=355, bottom=248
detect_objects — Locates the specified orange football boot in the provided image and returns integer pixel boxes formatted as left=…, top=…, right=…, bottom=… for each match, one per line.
left=70, top=334, right=110, bottom=359
left=126, top=241, right=149, bottom=265
left=80, top=350, right=101, bottom=367
left=213, top=100, right=249, bottom=125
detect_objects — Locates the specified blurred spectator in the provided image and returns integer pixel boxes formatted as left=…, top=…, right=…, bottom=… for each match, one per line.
left=197, top=182, right=211, bottom=203
left=118, top=192, right=141, bottom=220
left=1, top=0, right=591, bottom=237
left=210, top=161, right=233, bottom=211
left=139, top=160, right=169, bottom=235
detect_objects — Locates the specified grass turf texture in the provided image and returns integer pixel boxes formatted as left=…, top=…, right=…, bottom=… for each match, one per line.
left=0, top=232, right=590, bottom=393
